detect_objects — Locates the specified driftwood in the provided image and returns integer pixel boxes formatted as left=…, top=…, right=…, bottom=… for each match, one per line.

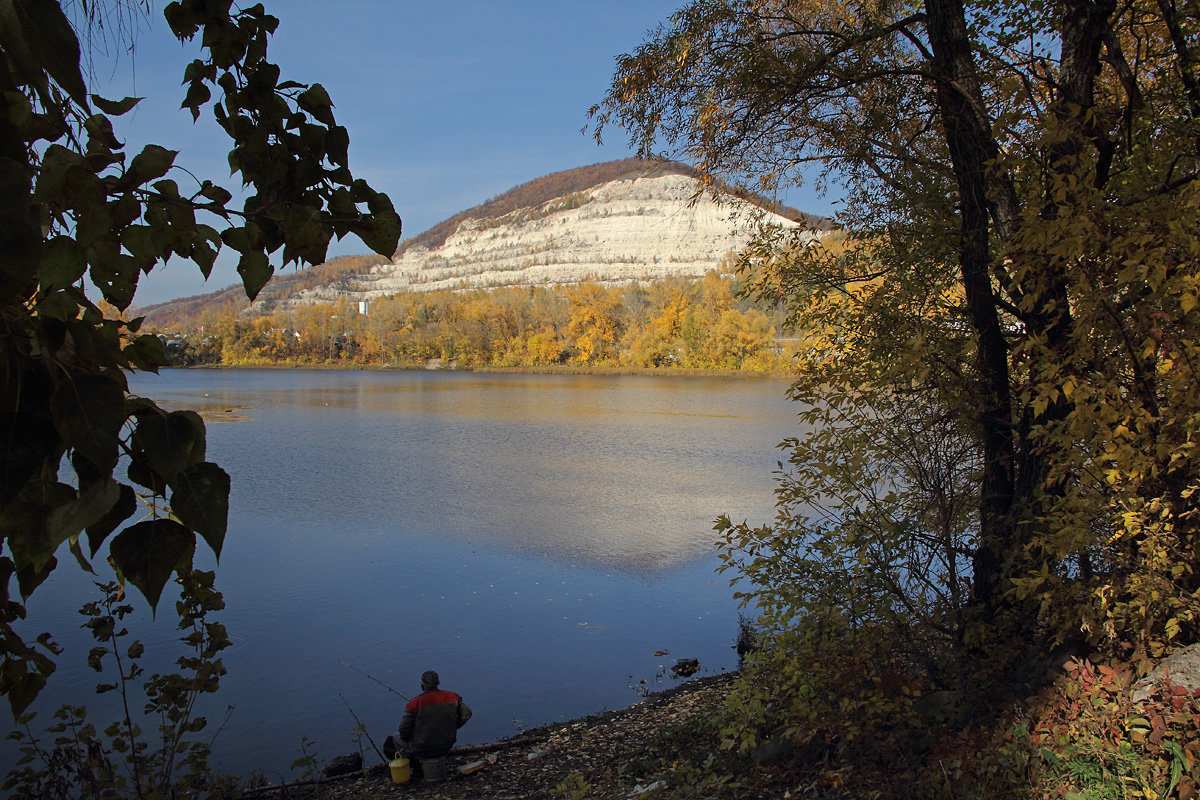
left=240, top=768, right=384, bottom=797
left=450, top=735, right=547, bottom=755
left=239, top=735, right=549, bottom=796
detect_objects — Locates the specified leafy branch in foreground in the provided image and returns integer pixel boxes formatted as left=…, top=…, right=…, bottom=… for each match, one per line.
left=4, top=572, right=234, bottom=799
left=0, top=0, right=402, bottom=718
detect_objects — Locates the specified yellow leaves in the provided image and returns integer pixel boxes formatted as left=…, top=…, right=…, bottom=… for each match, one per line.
left=1032, top=394, right=1052, bottom=418
left=1128, top=716, right=1151, bottom=744
left=566, top=282, right=624, bottom=365
left=676, top=41, right=692, bottom=68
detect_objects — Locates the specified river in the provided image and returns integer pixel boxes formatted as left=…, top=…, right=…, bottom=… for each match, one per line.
left=8, top=369, right=799, bottom=780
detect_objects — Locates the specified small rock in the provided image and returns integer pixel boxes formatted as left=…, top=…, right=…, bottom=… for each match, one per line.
left=654, top=649, right=670, bottom=657
left=633, top=779, right=667, bottom=795
left=322, top=752, right=362, bottom=777
left=671, top=658, right=699, bottom=677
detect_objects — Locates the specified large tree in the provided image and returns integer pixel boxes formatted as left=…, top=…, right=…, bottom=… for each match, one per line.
left=0, top=0, right=401, bottom=716
left=594, top=0, right=1200, bottom=682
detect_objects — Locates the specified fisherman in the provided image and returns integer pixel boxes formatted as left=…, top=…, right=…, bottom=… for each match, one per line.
left=384, top=670, right=472, bottom=781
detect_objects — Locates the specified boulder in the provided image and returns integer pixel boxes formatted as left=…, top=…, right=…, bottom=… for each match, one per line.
left=1132, top=643, right=1200, bottom=704
left=322, top=752, right=362, bottom=778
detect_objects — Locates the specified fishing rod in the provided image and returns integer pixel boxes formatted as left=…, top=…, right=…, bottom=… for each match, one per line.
left=339, top=659, right=411, bottom=701
left=338, top=693, right=385, bottom=763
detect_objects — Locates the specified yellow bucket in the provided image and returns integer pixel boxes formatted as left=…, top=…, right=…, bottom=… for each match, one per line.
left=388, top=757, right=411, bottom=784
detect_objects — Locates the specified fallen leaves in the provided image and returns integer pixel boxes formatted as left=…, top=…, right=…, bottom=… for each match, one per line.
left=285, top=672, right=736, bottom=800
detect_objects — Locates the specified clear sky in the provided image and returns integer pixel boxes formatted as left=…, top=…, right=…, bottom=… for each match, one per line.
left=93, top=1, right=838, bottom=307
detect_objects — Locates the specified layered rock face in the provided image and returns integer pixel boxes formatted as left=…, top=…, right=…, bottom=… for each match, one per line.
left=295, top=173, right=809, bottom=303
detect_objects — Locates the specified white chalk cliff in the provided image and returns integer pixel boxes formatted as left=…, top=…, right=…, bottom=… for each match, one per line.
left=292, top=172, right=812, bottom=304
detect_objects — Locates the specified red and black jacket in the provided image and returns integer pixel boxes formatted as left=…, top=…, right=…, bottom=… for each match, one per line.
left=398, top=689, right=472, bottom=758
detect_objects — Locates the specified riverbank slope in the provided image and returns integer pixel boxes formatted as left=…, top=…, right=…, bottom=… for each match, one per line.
left=253, top=672, right=771, bottom=800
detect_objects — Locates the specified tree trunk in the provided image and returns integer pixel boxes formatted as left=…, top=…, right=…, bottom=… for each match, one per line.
left=1011, top=0, right=1112, bottom=571
left=923, top=0, right=1018, bottom=623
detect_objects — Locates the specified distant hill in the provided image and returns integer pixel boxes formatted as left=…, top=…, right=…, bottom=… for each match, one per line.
left=395, top=158, right=824, bottom=256
left=139, top=159, right=828, bottom=328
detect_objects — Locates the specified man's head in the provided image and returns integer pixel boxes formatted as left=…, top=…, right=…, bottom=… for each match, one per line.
left=420, top=670, right=440, bottom=691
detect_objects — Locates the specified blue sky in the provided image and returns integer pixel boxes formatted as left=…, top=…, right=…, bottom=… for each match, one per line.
left=94, top=1, right=838, bottom=307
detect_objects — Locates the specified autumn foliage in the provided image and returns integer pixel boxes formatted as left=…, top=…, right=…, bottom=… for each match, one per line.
left=150, top=272, right=790, bottom=373
left=594, top=0, right=1200, bottom=794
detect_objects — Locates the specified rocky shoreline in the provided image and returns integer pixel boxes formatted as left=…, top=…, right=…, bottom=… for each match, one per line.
left=246, top=671, right=739, bottom=800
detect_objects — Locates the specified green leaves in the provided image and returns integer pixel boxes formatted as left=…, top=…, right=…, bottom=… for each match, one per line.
left=3, top=482, right=78, bottom=579
left=49, top=374, right=126, bottom=472
left=125, top=144, right=178, bottom=188
left=122, top=333, right=168, bottom=373
left=119, top=408, right=228, bottom=590
left=2, top=0, right=401, bottom=720
left=0, top=0, right=88, bottom=108
left=91, top=95, right=142, bottom=116
left=352, top=189, right=404, bottom=257
left=109, top=520, right=194, bottom=611
left=38, top=235, right=86, bottom=288
left=297, top=83, right=335, bottom=125
left=85, top=484, right=136, bottom=557
left=131, top=410, right=206, bottom=486
left=170, top=463, right=230, bottom=560
left=1, top=660, right=50, bottom=719
left=48, top=478, right=122, bottom=559
left=237, top=250, right=273, bottom=300
left=163, top=0, right=402, bottom=290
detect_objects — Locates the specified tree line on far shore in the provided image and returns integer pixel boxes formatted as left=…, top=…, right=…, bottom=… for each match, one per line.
left=152, top=271, right=798, bottom=372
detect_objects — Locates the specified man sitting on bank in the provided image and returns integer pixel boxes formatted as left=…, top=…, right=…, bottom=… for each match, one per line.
left=387, top=670, right=472, bottom=781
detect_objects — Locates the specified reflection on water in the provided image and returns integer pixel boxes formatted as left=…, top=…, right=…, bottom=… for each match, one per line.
left=148, top=370, right=793, bottom=573
left=13, top=369, right=799, bottom=780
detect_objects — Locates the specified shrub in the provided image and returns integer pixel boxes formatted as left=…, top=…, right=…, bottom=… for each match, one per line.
left=4, top=572, right=235, bottom=799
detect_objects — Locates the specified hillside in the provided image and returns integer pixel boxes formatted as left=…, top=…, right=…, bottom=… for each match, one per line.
left=394, top=157, right=824, bottom=256
left=137, top=253, right=393, bottom=328
left=139, top=159, right=826, bottom=327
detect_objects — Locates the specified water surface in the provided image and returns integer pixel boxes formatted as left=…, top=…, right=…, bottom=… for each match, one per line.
left=11, top=369, right=798, bottom=779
